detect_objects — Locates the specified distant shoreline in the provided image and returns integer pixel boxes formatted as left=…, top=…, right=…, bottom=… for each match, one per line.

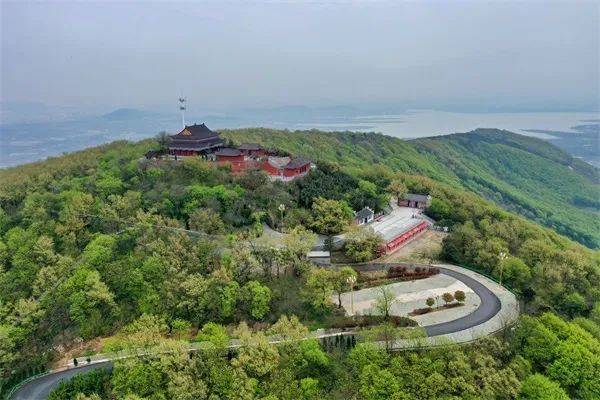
left=1, top=110, right=598, bottom=169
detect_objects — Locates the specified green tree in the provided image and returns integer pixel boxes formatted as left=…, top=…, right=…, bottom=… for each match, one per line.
left=331, top=266, right=357, bottom=308
left=364, top=322, right=403, bottom=353
left=454, top=290, right=466, bottom=303
left=546, top=340, right=596, bottom=395
left=359, top=364, right=400, bottom=400
left=170, top=319, right=191, bottom=339
left=303, top=268, right=335, bottom=312
left=196, top=322, right=229, bottom=349
left=188, top=208, right=225, bottom=235
left=155, top=131, right=171, bottom=153
left=426, top=197, right=452, bottom=221
left=501, top=257, right=532, bottom=292
left=343, top=227, right=383, bottom=262
left=280, top=225, right=317, bottom=275
left=442, top=292, right=454, bottom=305
left=346, top=342, right=388, bottom=374
left=561, top=293, right=588, bottom=318
left=310, top=197, right=353, bottom=235
left=232, top=323, right=279, bottom=378
left=518, top=374, right=569, bottom=400
left=59, top=267, right=117, bottom=338
left=375, top=286, right=396, bottom=319
left=95, top=175, right=124, bottom=197
left=242, top=280, right=272, bottom=320
left=81, top=234, right=117, bottom=269
left=299, top=377, right=320, bottom=400
left=386, top=179, right=408, bottom=205
left=426, top=297, right=435, bottom=308
left=208, top=276, right=240, bottom=322
left=268, top=315, right=309, bottom=342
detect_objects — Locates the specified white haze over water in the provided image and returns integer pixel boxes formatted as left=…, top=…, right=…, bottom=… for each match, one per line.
left=2, top=109, right=598, bottom=169
left=293, top=110, right=600, bottom=139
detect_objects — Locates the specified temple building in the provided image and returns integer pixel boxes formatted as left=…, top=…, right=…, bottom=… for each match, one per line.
left=354, top=207, right=375, bottom=225
left=399, top=194, right=432, bottom=209
left=168, top=123, right=224, bottom=156
left=262, top=156, right=311, bottom=181
left=238, top=143, right=266, bottom=158
left=215, top=148, right=244, bottom=162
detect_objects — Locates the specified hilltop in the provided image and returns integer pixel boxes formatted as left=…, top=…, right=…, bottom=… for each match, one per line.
left=0, top=128, right=598, bottom=400
left=221, top=127, right=599, bottom=248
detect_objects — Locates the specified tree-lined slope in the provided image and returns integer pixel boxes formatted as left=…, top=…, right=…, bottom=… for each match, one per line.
left=412, top=129, right=599, bottom=248
left=222, top=128, right=599, bottom=247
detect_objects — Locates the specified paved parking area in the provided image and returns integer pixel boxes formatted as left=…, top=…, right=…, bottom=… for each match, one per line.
left=337, top=263, right=519, bottom=347
left=337, top=273, right=480, bottom=326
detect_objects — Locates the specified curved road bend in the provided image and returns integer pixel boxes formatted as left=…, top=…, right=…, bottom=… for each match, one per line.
left=12, top=265, right=502, bottom=400
left=425, top=267, right=501, bottom=336
left=11, top=363, right=112, bottom=400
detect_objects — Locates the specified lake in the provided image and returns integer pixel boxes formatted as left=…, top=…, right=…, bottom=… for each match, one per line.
left=291, top=110, right=599, bottom=139
left=1, top=110, right=598, bottom=168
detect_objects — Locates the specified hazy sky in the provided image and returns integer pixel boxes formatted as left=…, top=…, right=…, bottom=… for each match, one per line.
left=1, top=0, right=599, bottom=113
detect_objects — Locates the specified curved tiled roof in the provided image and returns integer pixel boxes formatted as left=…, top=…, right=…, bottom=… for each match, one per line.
left=355, top=207, right=374, bottom=219
left=171, top=123, right=217, bottom=139
left=238, top=143, right=264, bottom=151
left=215, top=148, right=243, bottom=157
left=406, top=193, right=431, bottom=202
left=285, top=158, right=311, bottom=169
left=169, top=123, right=224, bottom=151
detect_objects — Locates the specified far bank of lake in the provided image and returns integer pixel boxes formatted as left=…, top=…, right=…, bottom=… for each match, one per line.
left=1, top=110, right=598, bottom=168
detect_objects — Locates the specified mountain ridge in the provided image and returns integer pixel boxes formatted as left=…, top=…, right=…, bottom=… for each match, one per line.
left=221, top=127, right=599, bottom=248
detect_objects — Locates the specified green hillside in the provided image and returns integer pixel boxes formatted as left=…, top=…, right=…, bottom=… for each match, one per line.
left=1, top=132, right=598, bottom=400
left=412, top=129, right=599, bottom=248
left=222, top=128, right=599, bottom=248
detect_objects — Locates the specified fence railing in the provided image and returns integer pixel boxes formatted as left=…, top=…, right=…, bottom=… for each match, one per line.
left=2, top=369, right=48, bottom=400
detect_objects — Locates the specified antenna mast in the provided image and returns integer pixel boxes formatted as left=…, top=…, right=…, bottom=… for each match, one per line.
left=179, top=96, right=186, bottom=129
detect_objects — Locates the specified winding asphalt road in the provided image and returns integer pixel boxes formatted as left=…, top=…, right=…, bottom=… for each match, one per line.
left=11, top=264, right=503, bottom=400
left=11, top=364, right=112, bottom=400
left=425, top=267, right=501, bottom=336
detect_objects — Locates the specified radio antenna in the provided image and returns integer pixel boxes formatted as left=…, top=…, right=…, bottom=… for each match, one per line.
left=178, top=96, right=186, bottom=129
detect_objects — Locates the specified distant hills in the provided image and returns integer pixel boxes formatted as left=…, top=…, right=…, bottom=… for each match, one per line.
left=100, top=108, right=165, bottom=121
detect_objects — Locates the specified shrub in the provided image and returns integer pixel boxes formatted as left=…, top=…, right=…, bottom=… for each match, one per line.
left=426, top=297, right=435, bottom=308
left=48, top=368, right=111, bottom=400
left=454, top=290, right=466, bottom=303
left=386, top=264, right=440, bottom=280
left=442, top=292, right=454, bottom=305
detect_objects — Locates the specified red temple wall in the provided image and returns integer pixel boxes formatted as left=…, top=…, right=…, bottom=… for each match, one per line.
left=262, top=161, right=281, bottom=175
left=217, top=154, right=245, bottom=162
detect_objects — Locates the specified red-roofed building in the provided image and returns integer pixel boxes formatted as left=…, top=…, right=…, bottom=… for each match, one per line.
left=283, top=158, right=311, bottom=178
left=215, top=148, right=244, bottom=162
left=262, top=156, right=311, bottom=181
left=238, top=143, right=267, bottom=157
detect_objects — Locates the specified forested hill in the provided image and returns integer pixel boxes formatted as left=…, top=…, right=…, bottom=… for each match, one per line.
left=222, top=128, right=600, bottom=248
left=411, top=129, right=599, bottom=248
left=1, top=129, right=599, bottom=399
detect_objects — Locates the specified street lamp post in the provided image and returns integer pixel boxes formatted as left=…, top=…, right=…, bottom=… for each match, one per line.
left=347, top=275, right=357, bottom=317
left=498, top=251, right=507, bottom=286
